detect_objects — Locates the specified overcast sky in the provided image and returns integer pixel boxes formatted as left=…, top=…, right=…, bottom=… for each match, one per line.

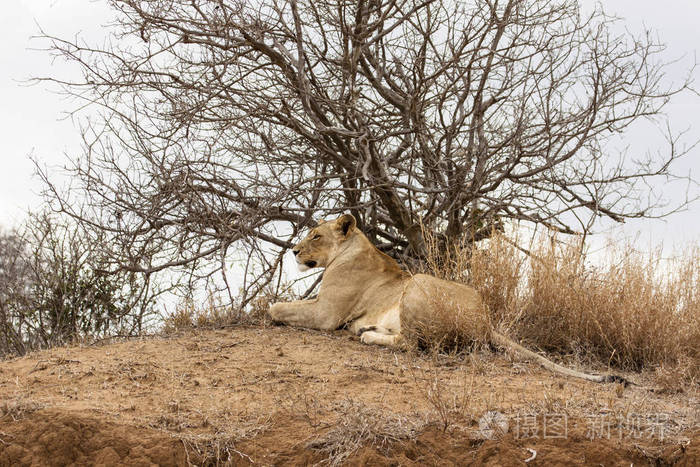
left=1, top=1, right=699, bottom=255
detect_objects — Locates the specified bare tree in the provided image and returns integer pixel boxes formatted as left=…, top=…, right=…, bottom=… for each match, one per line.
left=36, top=0, right=696, bottom=305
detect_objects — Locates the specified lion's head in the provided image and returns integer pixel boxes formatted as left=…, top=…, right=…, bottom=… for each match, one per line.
left=292, top=214, right=357, bottom=271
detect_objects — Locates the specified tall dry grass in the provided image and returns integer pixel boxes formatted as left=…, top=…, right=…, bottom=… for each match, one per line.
left=162, top=296, right=242, bottom=333
left=422, top=230, right=699, bottom=377
left=161, top=285, right=296, bottom=334
left=407, top=233, right=493, bottom=354
left=518, top=240, right=698, bottom=371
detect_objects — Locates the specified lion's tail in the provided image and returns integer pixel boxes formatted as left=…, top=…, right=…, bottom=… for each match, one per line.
left=491, top=331, right=631, bottom=386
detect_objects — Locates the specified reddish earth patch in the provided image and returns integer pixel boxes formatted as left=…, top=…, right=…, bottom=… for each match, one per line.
left=0, top=410, right=187, bottom=466
left=0, top=326, right=697, bottom=465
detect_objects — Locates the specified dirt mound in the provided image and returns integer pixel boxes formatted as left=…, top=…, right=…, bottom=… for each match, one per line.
left=0, top=409, right=187, bottom=466
left=2, top=412, right=696, bottom=466
left=0, top=326, right=697, bottom=465
left=347, top=426, right=695, bottom=466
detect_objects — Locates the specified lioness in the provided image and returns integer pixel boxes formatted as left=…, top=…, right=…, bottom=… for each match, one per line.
left=269, top=214, right=627, bottom=384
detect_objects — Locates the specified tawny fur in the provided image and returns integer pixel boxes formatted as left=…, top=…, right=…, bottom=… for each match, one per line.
left=269, top=214, right=628, bottom=385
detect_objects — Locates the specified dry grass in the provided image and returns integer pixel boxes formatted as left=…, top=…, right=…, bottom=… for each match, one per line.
left=162, top=286, right=293, bottom=334
left=421, top=229, right=700, bottom=380
left=516, top=239, right=699, bottom=372
left=178, top=417, right=271, bottom=466
left=652, top=356, right=699, bottom=394
left=404, top=230, right=493, bottom=355
left=402, top=298, right=491, bottom=356
left=468, top=233, right=526, bottom=330
left=306, top=399, right=421, bottom=466
left=0, top=396, right=43, bottom=421
left=407, top=360, right=478, bottom=432
left=162, top=296, right=242, bottom=334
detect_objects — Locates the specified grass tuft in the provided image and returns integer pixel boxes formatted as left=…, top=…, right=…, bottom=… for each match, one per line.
left=307, top=400, right=421, bottom=466
left=0, top=397, right=43, bottom=421
left=162, top=286, right=295, bottom=334
left=420, top=229, right=699, bottom=380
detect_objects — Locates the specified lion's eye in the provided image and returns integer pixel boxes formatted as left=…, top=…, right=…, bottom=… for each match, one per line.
left=312, top=234, right=321, bottom=240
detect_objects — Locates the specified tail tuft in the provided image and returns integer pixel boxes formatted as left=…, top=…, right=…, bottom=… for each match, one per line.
left=601, top=374, right=633, bottom=387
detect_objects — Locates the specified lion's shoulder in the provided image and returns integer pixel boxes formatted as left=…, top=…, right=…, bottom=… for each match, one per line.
left=342, top=233, right=406, bottom=275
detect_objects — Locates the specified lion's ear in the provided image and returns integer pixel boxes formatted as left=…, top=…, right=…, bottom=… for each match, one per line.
left=316, top=219, right=327, bottom=225
left=336, top=214, right=356, bottom=236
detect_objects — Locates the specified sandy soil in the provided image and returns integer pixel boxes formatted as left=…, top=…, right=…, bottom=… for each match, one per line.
left=0, top=325, right=697, bottom=466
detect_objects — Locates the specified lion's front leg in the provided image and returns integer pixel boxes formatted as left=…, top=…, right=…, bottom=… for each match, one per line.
left=268, top=299, right=340, bottom=331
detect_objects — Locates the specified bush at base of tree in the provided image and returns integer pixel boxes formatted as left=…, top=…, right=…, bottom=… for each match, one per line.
left=0, top=213, right=160, bottom=358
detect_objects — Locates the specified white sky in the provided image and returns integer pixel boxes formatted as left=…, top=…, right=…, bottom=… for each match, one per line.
left=1, top=1, right=699, bottom=254
left=1, top=0, right=114, bottom=227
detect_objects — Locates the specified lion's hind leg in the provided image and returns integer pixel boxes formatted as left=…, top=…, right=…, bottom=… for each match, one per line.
left=359, top=326, right=404, bottom=348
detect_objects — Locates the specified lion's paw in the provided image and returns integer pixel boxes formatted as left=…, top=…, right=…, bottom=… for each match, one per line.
left=268, top=303, right=286, bottom=322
